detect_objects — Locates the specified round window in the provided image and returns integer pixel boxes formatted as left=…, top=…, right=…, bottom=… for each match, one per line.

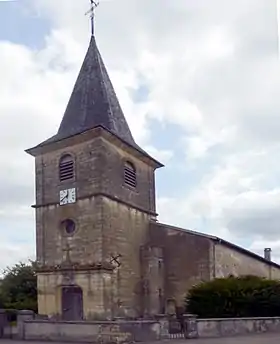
left=61, top=219, right=76, bottom=235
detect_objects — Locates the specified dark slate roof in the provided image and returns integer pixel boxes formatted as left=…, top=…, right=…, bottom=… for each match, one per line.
left=38, top=36, right=139, bottom=151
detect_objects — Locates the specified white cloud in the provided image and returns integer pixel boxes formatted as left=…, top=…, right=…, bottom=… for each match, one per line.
left=144, top=146, right=173, bottom=165
left=0, top=241, right=35, bottom=274
left=1, top=0, right=280, bottom=270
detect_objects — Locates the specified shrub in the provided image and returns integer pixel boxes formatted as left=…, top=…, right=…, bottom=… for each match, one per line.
left=186, top=275, right=280, bottom=318
left=0, top=261, right=37, bottom=313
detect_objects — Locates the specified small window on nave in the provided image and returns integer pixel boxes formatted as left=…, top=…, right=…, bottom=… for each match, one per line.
left=124, top=161, right=137, bottom=188
left=59, top=154, right=74, bottom=181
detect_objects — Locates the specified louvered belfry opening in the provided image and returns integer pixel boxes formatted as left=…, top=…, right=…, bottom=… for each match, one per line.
left=124, top=161, right=137, bottom=188
left=59, top=154, right=74, bottom=181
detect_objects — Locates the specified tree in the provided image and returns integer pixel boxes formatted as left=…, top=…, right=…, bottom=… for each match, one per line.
left=0, top=261, right=37, bottom=312
left=186, top=275, right=280, bottom=318
left=0, top=285, right=4, bottom=308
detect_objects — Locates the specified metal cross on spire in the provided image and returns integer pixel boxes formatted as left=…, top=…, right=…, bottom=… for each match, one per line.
left=85, top=0, right=100, bottom=37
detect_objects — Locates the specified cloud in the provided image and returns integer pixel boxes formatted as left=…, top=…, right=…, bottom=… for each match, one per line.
left=158, top=146, right=280, bottom=261
left=0, top=33, right=82, bottom=271
left=1, top=0, right=280, bottom=271
left=0, top=241, right=35, bottom=273
left=250, top=239, right=280, bottom=262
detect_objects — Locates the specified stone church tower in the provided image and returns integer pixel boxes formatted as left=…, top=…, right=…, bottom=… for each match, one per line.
left=26, top=33, right=162, bottom=320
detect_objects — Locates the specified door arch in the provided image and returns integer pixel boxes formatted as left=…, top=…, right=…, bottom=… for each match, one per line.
left=61, top=285, right=83, bottom=320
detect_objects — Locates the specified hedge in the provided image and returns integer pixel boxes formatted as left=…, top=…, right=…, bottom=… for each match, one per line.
left=186, top=275, right=280, bottom=318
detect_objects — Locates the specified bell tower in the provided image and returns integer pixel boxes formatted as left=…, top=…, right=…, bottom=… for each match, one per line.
left=26, top=13, right=162, bottom=319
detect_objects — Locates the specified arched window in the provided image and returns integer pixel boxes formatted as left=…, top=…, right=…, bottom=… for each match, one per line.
left=59, top=154, right=74, bottom=181
left=124, top=161, right=136, bottom=188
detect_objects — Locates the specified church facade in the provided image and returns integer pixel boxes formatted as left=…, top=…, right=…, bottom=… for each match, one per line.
left=26, top=34, right=280, bottom=320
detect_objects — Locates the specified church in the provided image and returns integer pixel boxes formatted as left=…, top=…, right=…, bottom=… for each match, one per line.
left=26, top=27, right=280, bottom=321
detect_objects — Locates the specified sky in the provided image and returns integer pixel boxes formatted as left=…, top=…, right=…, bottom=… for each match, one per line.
left=1, top=0, right=280, bottom=270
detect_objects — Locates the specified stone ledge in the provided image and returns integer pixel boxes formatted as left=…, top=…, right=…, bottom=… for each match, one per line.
left=36, top=262, right=115, bottom=273
left=197, top=316, right=280, bottom=338
left=199, top=317, right=280, bottom=321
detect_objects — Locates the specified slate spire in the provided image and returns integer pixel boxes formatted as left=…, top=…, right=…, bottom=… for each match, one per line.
left=44, top=36, right=137, bottom=148
left=27, top=11, right=162, bottom=168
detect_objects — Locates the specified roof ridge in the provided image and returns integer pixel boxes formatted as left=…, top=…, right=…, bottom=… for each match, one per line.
left=96, top=42, right=115, bottom=129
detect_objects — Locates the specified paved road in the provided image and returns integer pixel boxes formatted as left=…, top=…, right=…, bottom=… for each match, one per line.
left=1, top=333, right=280, bottom=343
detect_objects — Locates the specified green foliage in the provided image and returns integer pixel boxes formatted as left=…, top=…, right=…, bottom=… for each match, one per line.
left=0, top=287, right=4, bottom=308
left=186, top=275, right=280, bottom=318
left=0, top=261, right=37, bottom=312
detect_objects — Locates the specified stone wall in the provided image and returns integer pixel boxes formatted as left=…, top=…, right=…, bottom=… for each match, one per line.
left=100, top=137, right=157, bottom=214
left=101, top=198, right=151, bottom=318
left=140, top=245, right=165, bottom=316
left=20, top=315, right=280, bottom=341
left=37, top=270, right=112, bottom=319
left=35, top=135, right=106, bottom=317
left=197, top=317, right=280, bottom=338
left=214, top=243, right=280, bottom=280
left=94, top=137, right=157, bottom=318
left=147, top=224, right=280, bottom=316
left=5, top=310, right=280, bottom=342
left=34, top=128, right=158, bottom=319
left=148, top=223, right=212, bottom=310
left=36, top=196, right=110, bottom=317
left=0, top=309, right=17, bottom=339
left=23, top=320, right=160, bottom=343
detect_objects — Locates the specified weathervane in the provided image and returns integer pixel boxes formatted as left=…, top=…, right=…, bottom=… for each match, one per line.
left=85, top=0, right=100, bottom=36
